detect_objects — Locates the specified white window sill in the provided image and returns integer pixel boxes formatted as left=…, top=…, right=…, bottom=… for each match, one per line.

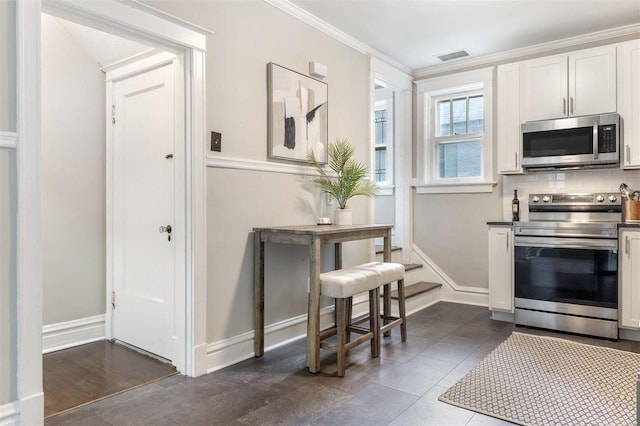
left=413, top=180, right=497, bottom=194
left=376, top=184, right=394, bottom=196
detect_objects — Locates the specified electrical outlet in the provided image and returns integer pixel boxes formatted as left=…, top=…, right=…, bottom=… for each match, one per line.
left=211, top=131, right=222, bottom=152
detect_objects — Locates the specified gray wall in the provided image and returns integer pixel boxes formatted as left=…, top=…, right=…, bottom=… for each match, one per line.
left=413, top=189, right=502, bottom=288
left=41, top=14, right=106, bottom=325
left=0, top=0, right=17, bottom=405
left=0, top=0, right=16, bottom=132
left=142, top=0, right=372, bottom=343
left=0, top=149, right=17, bottom=404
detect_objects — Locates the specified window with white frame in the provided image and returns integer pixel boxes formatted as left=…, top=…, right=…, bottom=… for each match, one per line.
left=373, top=88, right=394, bottom=191
left=415, top=68, right=495, bottom=193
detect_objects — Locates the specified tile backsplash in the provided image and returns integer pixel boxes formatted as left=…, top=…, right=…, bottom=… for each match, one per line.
left=502, top=168, right=640, bottom=221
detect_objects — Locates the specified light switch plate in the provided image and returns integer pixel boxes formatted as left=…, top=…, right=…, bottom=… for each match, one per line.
left=211, top=131, right=222, bottom=152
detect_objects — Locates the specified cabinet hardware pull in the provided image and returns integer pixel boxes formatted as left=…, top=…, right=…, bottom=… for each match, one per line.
left=570, top=97, right=574, bottom=115
left=506, top=233, right=510, bottom=250
left=627, top=145, right=631, bottom=163
left=515, top=152, right=518, bottom=168
left=563, top=98, right=566, bottom=115
left=626, top=236, right=631, bottom=256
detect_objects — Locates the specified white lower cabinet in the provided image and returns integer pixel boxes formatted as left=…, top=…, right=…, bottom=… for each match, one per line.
left=619, top=229, right=640, bottom=329
left=488, top=225, right=513, bottom=312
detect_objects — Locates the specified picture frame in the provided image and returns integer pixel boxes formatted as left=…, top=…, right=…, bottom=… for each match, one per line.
left=267, top=62, right=328, bottom=163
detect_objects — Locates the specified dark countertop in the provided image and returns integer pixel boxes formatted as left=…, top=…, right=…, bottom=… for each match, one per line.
left=619, top=223, right=640, bottom=229
left=487, top=221, right=513, bottom=226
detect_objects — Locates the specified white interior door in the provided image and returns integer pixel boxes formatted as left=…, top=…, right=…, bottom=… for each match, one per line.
left=112, top=61, right=176, bottom=361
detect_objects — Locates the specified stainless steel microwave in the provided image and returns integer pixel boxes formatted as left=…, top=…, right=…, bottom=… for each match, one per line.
left=521, top=113, right=620, bottom=170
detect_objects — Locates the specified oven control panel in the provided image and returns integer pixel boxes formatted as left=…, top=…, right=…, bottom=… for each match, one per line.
left=529, top=193, right=620, bottom=205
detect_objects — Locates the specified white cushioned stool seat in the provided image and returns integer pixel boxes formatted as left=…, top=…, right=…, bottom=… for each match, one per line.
left=354, top=261, right=404, bottom=286
left=320, top=268, right=379, bottom=298
left=352, top=261, right=407, bottom=346
left=318, top=267, right=380, bottom=377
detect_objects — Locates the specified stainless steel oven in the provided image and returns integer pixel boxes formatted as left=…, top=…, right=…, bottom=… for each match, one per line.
left=513, top=193, right=621, bottom=339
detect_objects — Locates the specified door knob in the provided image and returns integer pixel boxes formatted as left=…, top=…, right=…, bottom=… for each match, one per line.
left=159, top=225, right=172, bottom=234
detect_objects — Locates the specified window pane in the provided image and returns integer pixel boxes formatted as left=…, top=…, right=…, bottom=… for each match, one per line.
left=438, top=139, right=482, bottom=178
left=452, top=98, right=467, bottom=135
left=468, top=95, right=484, bottom=133
left=375, top=147, right=386, bottom=182
left=374, top=110, right=387, bottom=145
left=437, top=100, right=450, bottom=136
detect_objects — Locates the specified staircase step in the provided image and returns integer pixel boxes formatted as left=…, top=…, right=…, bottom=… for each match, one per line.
left=386, top=281, right=442, bottom=300
left=403, top=263, right=422, bottom=272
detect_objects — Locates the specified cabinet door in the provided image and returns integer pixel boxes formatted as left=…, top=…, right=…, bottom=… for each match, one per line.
left=569, top=45, right=616, bottom=117
left=497, top=63, right=522, bottom=174
left=488, top=227, right=513, bottom=312
left=618, top=40, right=640, bottom=169
left=522, top=55, right=567, bottom=121
left=620, top=230, right=640, bottom=329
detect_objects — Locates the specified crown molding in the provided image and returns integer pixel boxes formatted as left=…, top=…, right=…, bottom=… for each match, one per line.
left=264, top=0, right=412, bottom=75
left=414, top=23, right=640, bottom=79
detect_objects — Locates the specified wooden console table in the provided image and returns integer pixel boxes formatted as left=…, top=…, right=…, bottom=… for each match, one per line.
left=253, top=224, right=392, bottom=373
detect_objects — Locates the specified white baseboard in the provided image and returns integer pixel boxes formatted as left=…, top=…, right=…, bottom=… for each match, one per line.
left=412, top=244, right=489, bottom=307
left=42, top=314, right=105, bottom=354
left=0, top=402, right=19, bottom=426
left=206, top=294, right=377, bottom=373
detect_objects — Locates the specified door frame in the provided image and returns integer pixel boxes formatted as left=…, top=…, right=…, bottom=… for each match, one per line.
left=369, top=57, right=413, bottom=261
left=16, top=1, right=209, bottom=423
left=104, top=51, right=184, bottom=362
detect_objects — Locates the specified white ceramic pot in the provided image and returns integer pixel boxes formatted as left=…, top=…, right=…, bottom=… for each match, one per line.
left=335, top=208, right=352, bottom=225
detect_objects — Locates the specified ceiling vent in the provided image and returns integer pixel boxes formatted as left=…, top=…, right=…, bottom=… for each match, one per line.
left=435, top=49, right=471, bottom=62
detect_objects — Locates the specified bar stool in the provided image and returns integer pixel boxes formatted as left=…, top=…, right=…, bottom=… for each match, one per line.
left=355, top=262, right=407, bottom=342
left=319, top=268, right=380, bottom=377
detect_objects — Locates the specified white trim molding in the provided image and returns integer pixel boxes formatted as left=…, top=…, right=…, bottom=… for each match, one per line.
left=264, top=0, right=411, bottom=75
left=413, top=181, right=497, bottom=194
left=0, top=132, right=18, bottom=149
left=412, top=244, right=489, bottom=307
left=42, top=314, right=106, bottom=354
left=206, top=154, right=316, bottom=176
left=0, top=402, right=19, bottom=426
left=415, top=23, right=640, bottom=78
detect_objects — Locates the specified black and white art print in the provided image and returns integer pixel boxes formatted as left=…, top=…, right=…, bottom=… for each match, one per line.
left=268, top=63, right=328, bottom=163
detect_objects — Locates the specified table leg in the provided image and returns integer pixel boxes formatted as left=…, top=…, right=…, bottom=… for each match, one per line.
left=383, top=229, right=392, bottom=337
left=254, top=231, right=265, bottom=357
left=307, top=238, right=322, bottom=373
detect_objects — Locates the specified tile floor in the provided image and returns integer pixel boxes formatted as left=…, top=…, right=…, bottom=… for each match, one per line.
left=45, top=302, right=640, bottom=425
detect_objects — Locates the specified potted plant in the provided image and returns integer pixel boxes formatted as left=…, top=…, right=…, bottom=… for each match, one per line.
left=307, top=138, right=378, bottom=225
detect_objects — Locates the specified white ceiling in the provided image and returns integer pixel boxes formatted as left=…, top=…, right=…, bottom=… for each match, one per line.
left=55, top=17, right=151, bottom=68
left=290, top=0, right=640, bottom=72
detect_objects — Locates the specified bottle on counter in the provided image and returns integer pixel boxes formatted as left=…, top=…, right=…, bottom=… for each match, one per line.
left=512, top=189, right=520, bottom=222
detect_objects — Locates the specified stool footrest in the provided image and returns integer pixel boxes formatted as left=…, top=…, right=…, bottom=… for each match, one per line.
left=380, top=318, right=404, bottom=335
left=347, top=325, right=371, bottom=335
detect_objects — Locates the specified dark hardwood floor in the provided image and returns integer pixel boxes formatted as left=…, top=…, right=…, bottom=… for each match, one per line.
left=44, top=340, right=176, bottom=418
left=44, top=303, right=640, bottom=425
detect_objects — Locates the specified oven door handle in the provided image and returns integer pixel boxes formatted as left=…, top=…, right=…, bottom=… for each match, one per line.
left=514, top=236, right=617, bottom=251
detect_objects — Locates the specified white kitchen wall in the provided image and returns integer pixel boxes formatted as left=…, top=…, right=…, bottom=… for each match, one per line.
left=41, top=14, right=107, bottom=325
left=140, top=1, right=372, bottom=348
left=502, top=169, right=640, bottom=221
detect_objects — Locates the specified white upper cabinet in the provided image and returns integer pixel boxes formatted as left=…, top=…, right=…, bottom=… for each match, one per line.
left=497, top=63, right=523, bottom=174
left=522, top=45, right=616, bottom=122
left=618, top=39, right=640, bottom=169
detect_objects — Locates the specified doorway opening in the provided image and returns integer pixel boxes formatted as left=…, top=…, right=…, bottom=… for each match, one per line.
left=41, top=13, right=186, bottom=415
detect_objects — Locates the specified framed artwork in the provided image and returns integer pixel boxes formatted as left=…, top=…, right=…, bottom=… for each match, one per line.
left=267, top=63, right=328, bottom=163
